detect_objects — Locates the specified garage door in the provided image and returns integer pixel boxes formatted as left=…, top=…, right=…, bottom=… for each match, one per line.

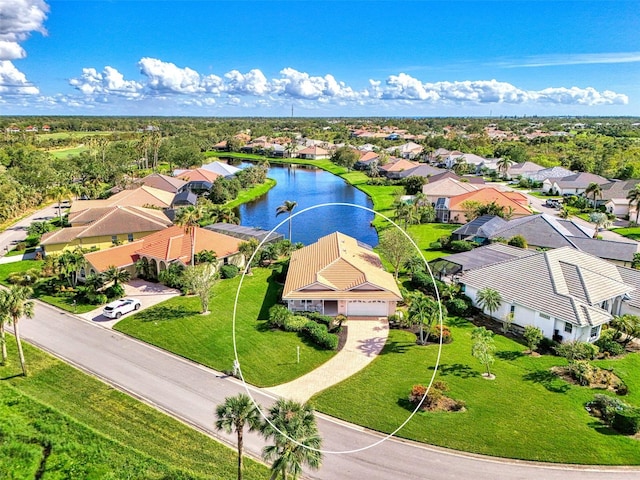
left=347, top=300, right=388, bottom=317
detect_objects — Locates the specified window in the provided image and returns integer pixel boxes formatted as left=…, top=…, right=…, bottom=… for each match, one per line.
left=564, top=322, right=573, bottom=334
left=127, top=233, right=134, bottom=242
left=590, top=326, right=600, bottom=338
left=539, top=313, right=550, bottom=320
left=510, top=305, right=515, bottom=315
left=111, top=235, right=118, bottom=245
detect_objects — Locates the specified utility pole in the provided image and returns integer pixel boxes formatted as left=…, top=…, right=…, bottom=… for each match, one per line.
left=291, top=104, right=294, bottom=118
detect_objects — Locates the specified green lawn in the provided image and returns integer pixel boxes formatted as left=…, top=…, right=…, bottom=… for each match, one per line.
left=614, top=227, right=640, bottom=241
left=0, top=338, right=268, bottom=479
left=115, top=268, right=336, bottom=387
left=407, top=223, right=458, bottom=260
left=48, top=146, right=88, bottom=158
left=225, top=178, right=277, bottom=209
left=311, top=321, right=640, bottom=464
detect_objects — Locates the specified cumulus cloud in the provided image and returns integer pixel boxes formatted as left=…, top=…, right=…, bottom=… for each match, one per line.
left=69, top=66, right=143, bottom=97
left=138, top=57, right=204, bottom=94
left=0, top=61, right=39, bottom=94
left=273, top=68, right=358, bottom=100
left=382, top=73, right=439, bottom=101
left=532, top=86, right=628, bottom=105
left=225, top=69, right=270, bottom=96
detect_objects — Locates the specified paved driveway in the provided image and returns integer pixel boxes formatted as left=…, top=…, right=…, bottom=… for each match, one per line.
left=78, top=279, right=181, bottom=328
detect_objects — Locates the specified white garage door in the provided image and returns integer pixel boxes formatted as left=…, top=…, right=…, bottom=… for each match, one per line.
left=347, top=300, right=388, bottom=317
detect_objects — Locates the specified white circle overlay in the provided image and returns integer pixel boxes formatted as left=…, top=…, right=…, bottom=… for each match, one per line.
left=232, top=202, right=445, bottom=455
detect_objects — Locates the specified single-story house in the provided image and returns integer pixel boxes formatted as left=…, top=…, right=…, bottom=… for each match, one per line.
left=542, top=172, right=609, bottom=195
left=444, top=187, right=531, bottom=224
left=487, top=213, right=639, bottom=266
left=200, top=161, right=241, bottom=177
left=422, top=177, right=480, bottom=205
left=136, top=173, right=187, bottom=194
left=297, top=145, right=330, bottom=160
left=69, top=186, right=175, bottom=213
left=506, top=161, right=545, bottom=180
left=395, top=163, right=446, bottom=180
left=354, top=151, right=380, bottom=170
left=597, top=179, right=640, bottom=216
left=82, top=225, right=244, bottom=280
left=41, top=206, right=172, bottom=255
left=385, top=142, right=423, bottom=160
left=282, top=232, right=403, bottom=317
left=461, top=247, right=640, bottom=343
left=522, top=166, right=573, bottom=182
left=450, top=215, right=508, bottom=242
left=176, top=168, right=221, bottom=192
left=379, top=158, right=420, bottom=179
left=443, top=153, right=488, bottom=171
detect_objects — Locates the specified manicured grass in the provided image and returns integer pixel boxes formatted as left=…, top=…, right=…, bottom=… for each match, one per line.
left=0, top=338, right=268, bottom=479
left=225, top=177, right=277, bottom=209
left=0, top=260, right=42, bottom=286
left=615, top=227, right=640, bottom=241
left=407, top=223, right=458, bottom=260
left=48, top=146, right=88, bottom=158
left=311, top=320, right=640, bottom=464
left=115, top=268, right=336, bottom=387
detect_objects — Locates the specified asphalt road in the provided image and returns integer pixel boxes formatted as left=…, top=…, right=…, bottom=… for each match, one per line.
left=20, top=302, right=640, bottom=480
left=0, top=203, right=65, bottom=255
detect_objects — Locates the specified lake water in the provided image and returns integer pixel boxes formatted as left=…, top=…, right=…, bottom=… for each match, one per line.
left=236, top=163, right=378, bottom=247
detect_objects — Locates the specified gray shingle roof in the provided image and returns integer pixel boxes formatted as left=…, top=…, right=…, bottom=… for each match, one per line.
left=599, top=179, right=640, bottom=201
left=429, top=243, right=536, bottom=277
left=461, top=247, right=634, bottom=327
left=452, top=215, right=507, bottom=239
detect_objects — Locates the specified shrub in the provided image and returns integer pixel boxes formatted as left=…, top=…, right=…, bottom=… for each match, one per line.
left=301, top=311, right=332, bottom=327
left=595, top=329, right=625, bottom=356
left=158, top=263, right=185, bottom=290
left=104, top=283, right=125, bottom=300
left=303, top=321, right=338, bottom=350
left=411, top=272, right=445, bottom=297
left=25, top=235, right=40, bottom=248
left=554, top=341, right=599, bottom=362
left=538, top=337, right=559, bottom=354
left=15, top=242, right=26, bottom=252
left=219, top=264, right=239, bottom=279
left=429, top=241, right=442, bottom=249
left=508, top=235, right=528, bottom=249
left=587, top=394, right=627, bottom=423
left=445, top=297, right=470, bottom=316
left=428, top=324, right=452, bottom=343
left=613, top=409, right=640, bottom=435
left=523, top=325, right=544, bottom=352
left=283, top=315, right=308, bottom=332
left=449, top=240, right=476, bottom=252
left=268, top=304, right=291, bottom=329
left=568, top=360, right=597, bottom=386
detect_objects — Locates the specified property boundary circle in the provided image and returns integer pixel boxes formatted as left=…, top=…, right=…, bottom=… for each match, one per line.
left=232, top=202, right=445, bottom=455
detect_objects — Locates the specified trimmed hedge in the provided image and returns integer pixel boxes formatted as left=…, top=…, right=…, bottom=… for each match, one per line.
left=283, top=315, right=308, bottom=332
left=220, top=264, right=240, bottom=279
left=303, top=321, right=338, bottom=350
left=613, top=409, right=640, bottom=435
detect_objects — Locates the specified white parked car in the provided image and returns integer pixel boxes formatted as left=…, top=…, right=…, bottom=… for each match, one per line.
left=102, top=298, right=141, bottom=319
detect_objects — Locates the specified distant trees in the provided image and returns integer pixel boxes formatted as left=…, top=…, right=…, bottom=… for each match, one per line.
left=330, top=147, right=359, bottom=171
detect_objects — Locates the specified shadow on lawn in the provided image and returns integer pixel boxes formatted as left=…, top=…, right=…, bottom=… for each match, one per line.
left=496, top=350, right=524, bottom=361
left=587, top=421, right=619, bottom=436
left=522, top=370, right=570, bottom=394
left=257, top=268, right=284, bottom=321
left=429, top=363, right=479, bottom=378
left=137, top=305, right=197, bottom=322
left=379, top=340, right=412, bottom=355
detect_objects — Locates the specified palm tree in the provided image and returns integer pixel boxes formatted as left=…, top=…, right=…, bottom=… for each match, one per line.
left=4, top=285, right=35, bottom=376
left=209, top=205, right=240, bottom=225
left=496, top=157, right=514, bottom=178
left=58, top=248, right=85, bottom=288
left=0, top=290, right=10, bottom=365
left=261, top=399, right=322, bottom=480
left=588, top=212, right=612, bottom=237
left=276, top=200, right=297, bottom=242
left=215, top=394, right=262, bottom=480
left=627, top=185, right=640, bottom=225
left=103, top=265, right=131, bottom=287
left=47, top=185, right=72, bottom=224
left=176, top=205, right=204, bottom=266
left=408, top=291, right=441, bottom=345
left=238, top=238, right=259, bottom=275
left=585, top=182, right=603, bottom=210
left=476, top=287, right=502, bottom=319
left=394, top=201, right=414, bottom=229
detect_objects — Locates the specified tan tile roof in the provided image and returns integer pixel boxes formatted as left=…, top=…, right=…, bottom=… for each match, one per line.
left=297, top=145, right=329, bottom=155
left=137, top=173, right=187, bottom=193
left=69, top=186, right=174, bottom=213
left=282, top=232, right=402, bottom=301
left=43, top=206, right=171, bottom=246
left=423, top=177, right=480, bottom=197
left=84, top=225, right=242, bottom=272
left=176, top=168, right=221, bottom=183
left=380, top=159, right=420, bottom=172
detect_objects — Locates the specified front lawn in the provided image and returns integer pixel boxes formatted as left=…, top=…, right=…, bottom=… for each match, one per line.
left=615, top=227, right=640, bottom=241
left=115, top=268, right=336, bottom=387
left=312, top=320, right=640, bottom=464
left=407, top=223, right=458, bottom=260
left=0, top=338, right=268, bottom=479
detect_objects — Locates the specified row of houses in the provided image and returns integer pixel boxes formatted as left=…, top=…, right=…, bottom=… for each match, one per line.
left=5, top=125, right=51, bottom=133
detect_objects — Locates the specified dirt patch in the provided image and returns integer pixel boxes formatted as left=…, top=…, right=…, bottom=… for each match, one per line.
left=551, top=365, right=626, bottom=394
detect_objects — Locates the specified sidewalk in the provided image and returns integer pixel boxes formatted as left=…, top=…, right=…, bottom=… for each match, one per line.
left=265, top=317, right=389, bottom=403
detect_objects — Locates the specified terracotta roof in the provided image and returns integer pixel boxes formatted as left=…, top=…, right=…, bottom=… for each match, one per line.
left=177, top=168, right=221, bottom=183
left=84, top=225, right=242, bottom=272
left=380, top=159, right=420, bottom=172
left=448, top=188, right=531, bottom=216
left=137, top=173, right=187, bottom=193
left=282, top=232, right=402, bottom=301
left=297, top=145, right=329, bottom=155
left=69, top=186, right=174, bottom=213
left=423, top=177, right=480, bottom=197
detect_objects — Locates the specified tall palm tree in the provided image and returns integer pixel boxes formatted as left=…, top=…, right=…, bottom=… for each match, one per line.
left=496, top=157, right=514, bottom=178
left=47, top=185, right=72, bottom=224
left=238, top=238, right=259, bottom=275
left=58, top=248, right=86, bottom=288
left=176, top=205, right=204, bottom=266
left=0, top=290, right=10, bottom=365
left=476, top=287, right=502, bottom=319
left=627, top=185, right=640, bottom=224
left=4, top=285, right=34, bottom=376
left=261, top=399, right=322, bottom=480
left=276, top=200, right=297, bottom=242
left=585, top=182, right=603, bottom=210
left=215, top=394, right=262, bottom=480
left=209, top=205, right=240, bottom=225
left=408, top=291, right=443, bottom=345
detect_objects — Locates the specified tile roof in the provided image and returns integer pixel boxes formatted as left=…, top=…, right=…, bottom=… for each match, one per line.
left=137, top=173, right=186, bottom=193
left=507, top=161, right=545, bottom=176
left=176, top=168, right=221, bottom=183
left=461, top=247, right=634, bottom=327
left=282, top=232, right=402, bottom=301
left=599, top=179, right=640, bottom=201
left=380, top=159, right=420, bottom=173
left=422, top=177, right=480, bottom=197
left=201, top=161, right=241, bottom=177
left=297, top=145, right=329, bottom=155
left=448, top=188, right=532, bottom=216
left=526, top=166, right=574, bottom=182
left=429, top=243, right=537, bottom=277
left=84, top=225, right=242, bottom=272
left=396, top=164, right=446, bottom=179
left=69, top=186, right=175, bottom=213
left=552, top=172, right=609, bottom=188
left=42, top=206, right=171, bottom=246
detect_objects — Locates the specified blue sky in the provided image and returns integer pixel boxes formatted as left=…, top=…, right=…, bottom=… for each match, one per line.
left=1, top=0, right=638, bottom=116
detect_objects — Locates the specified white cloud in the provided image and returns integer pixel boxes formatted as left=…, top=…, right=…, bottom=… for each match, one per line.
left=273, top=68, right=359, bottom=100
left=138, top=57, right=203, bottom=94
left=501, top=52, right=640, bottom=68
left=69, top=66, right=142, bottom=97
left=382, top=73, right=439, bottom=101
left=0, top=41, right=26, bottom=60
left=532, top=86, right=628, bottom=106
left=0, top=61, right=39, bottom=94
left=224, top=69, right=270, bottom=96
left=430, top=79, right=529, bottom=103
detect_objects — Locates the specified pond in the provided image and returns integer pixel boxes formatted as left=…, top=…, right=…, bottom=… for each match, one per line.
left=235, top=163, right=378, bottom=246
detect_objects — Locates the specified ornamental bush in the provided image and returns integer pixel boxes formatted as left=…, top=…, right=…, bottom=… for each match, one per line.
left=613, top=409, right=640, bottom=435
left=303, top=321, right=338, bottom=350
left=219, top=264, right=239, bottom=279
left=594, top=329, right=625, bottom=356
left=445, top=297, right=470, bottom=316
left=268, top=304, right=291, bottom=329
left=283, top=315, right=308, bottom=332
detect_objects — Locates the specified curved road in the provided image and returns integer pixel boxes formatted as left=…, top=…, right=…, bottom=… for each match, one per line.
left=20, top=302, right=639, bottom=479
